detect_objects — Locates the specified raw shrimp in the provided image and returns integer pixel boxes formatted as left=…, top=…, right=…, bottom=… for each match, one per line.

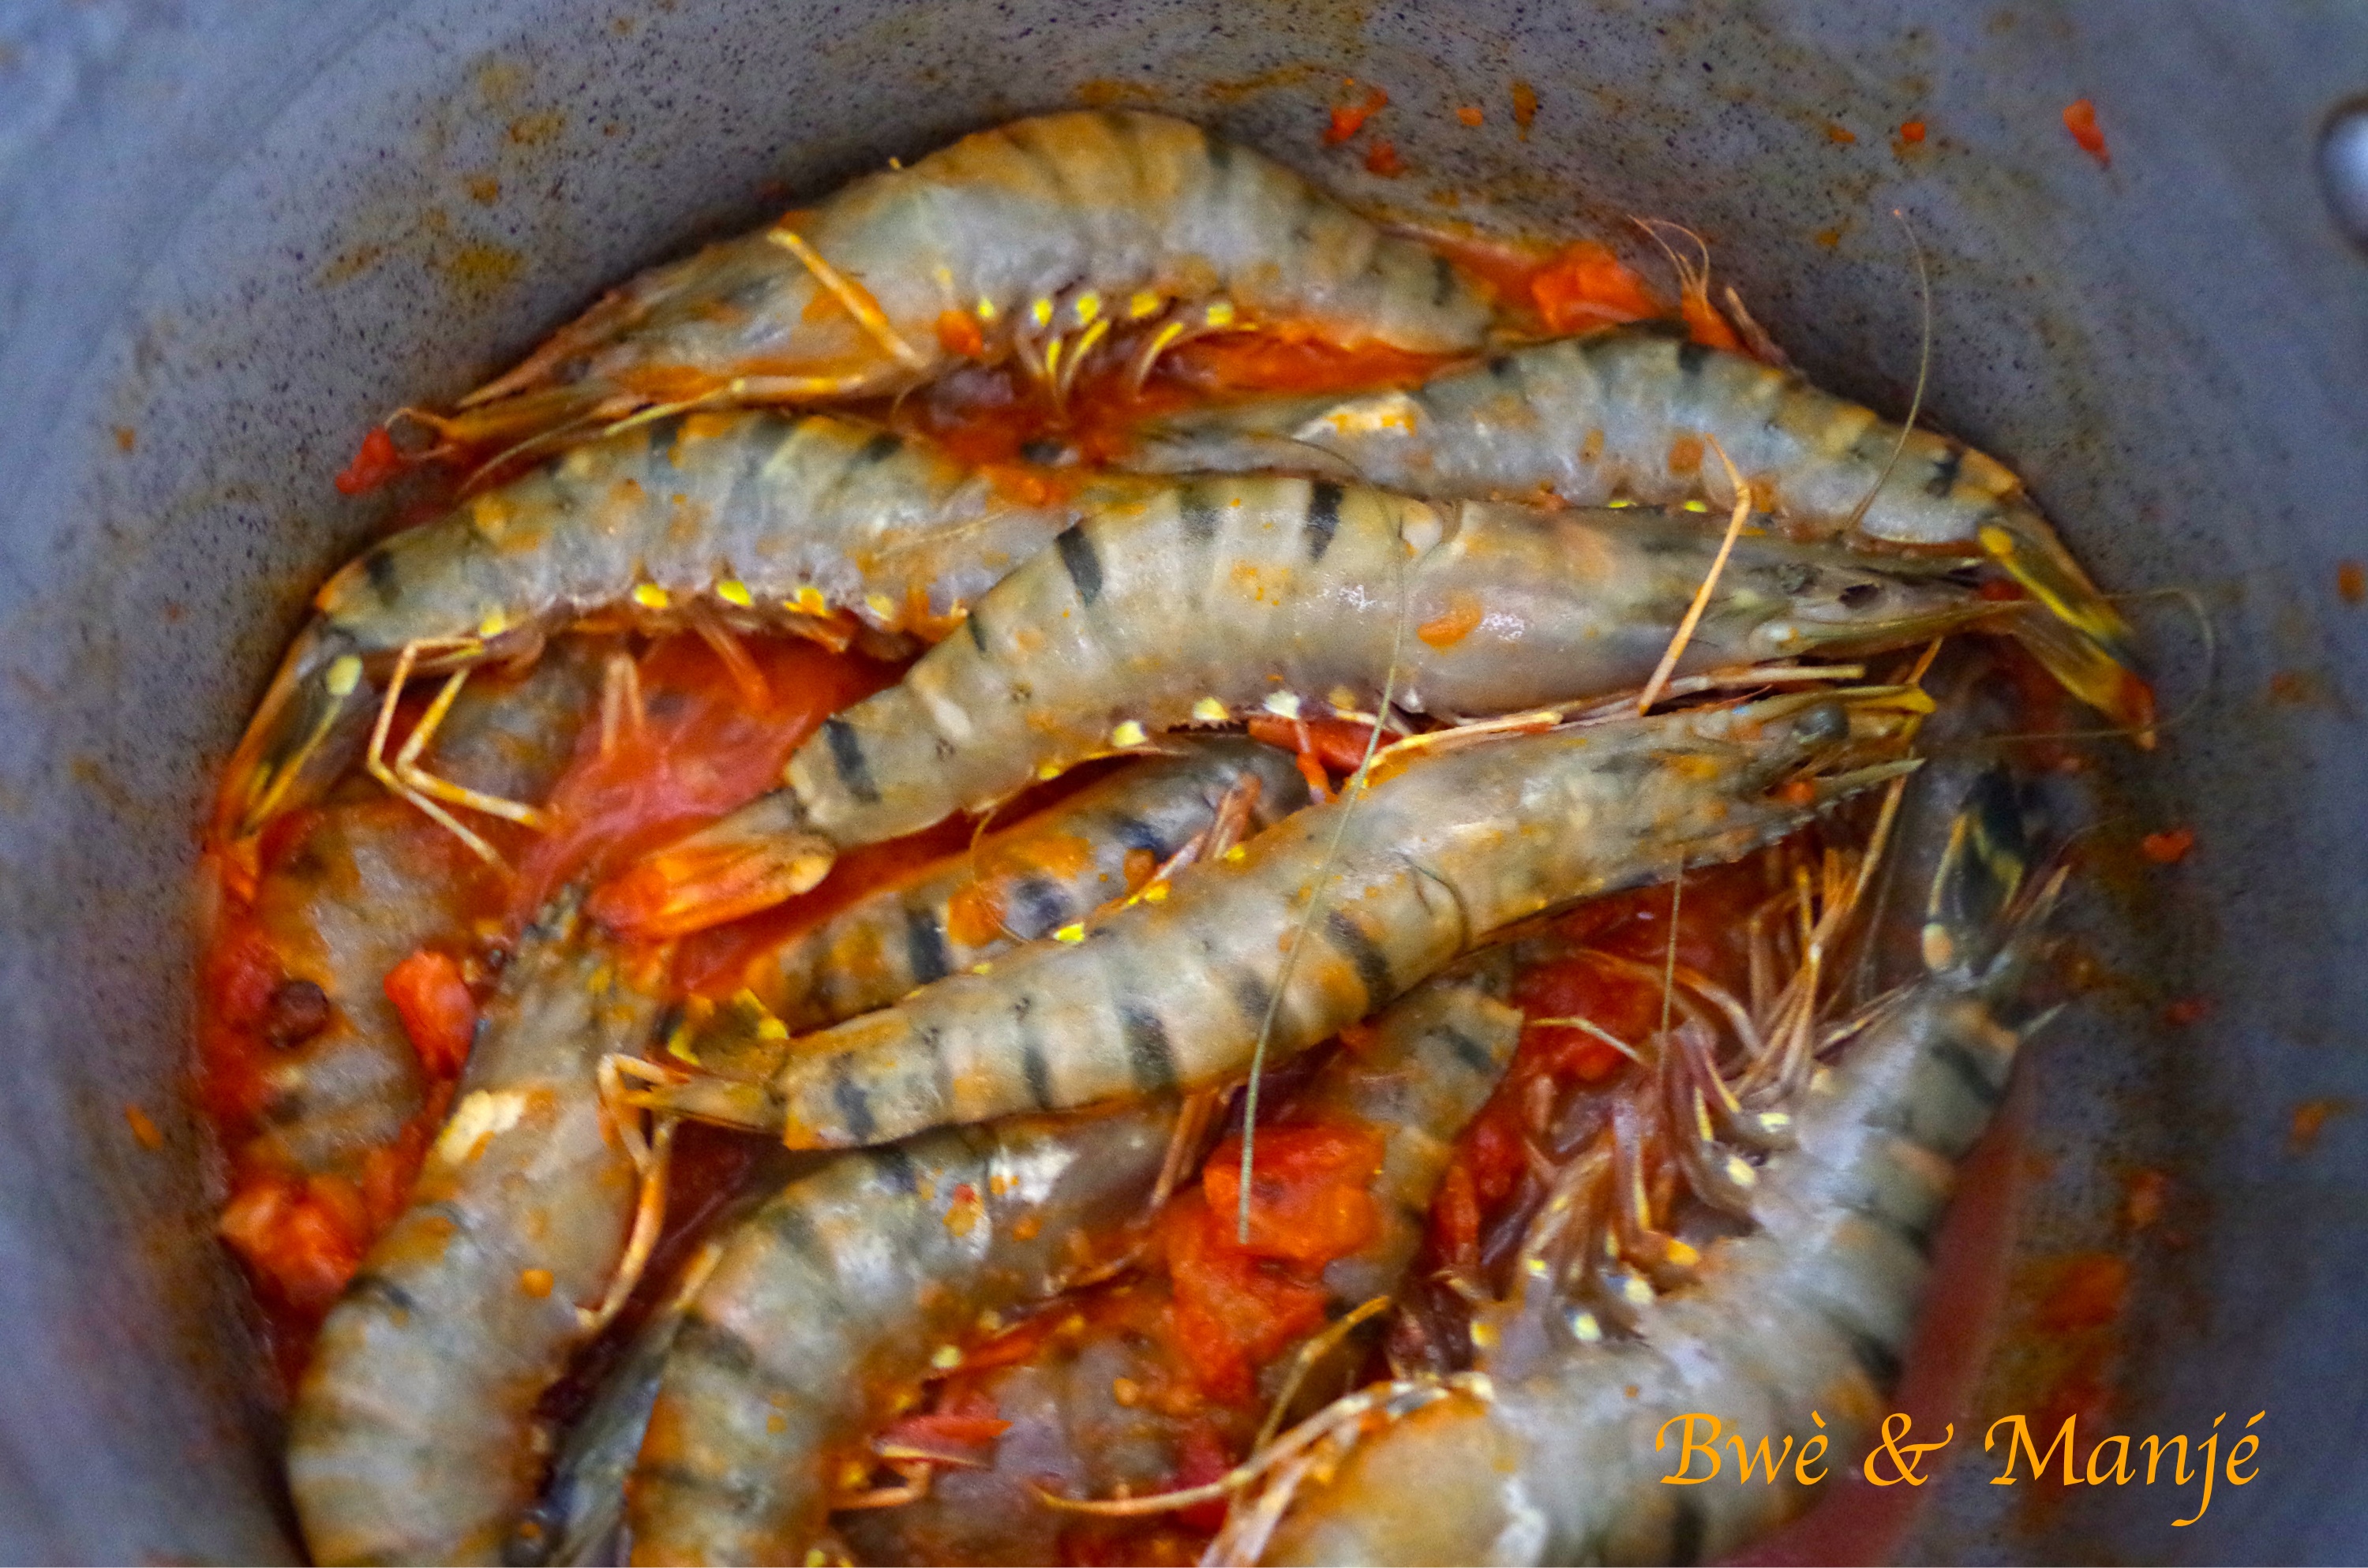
left=1124, top=326, right=2150, bottom=735
left=1246, top=768, right=2063, bottom=1566
left=625, top=1097, right=1192, bottom=1565
left=287, top=895, right=661, bottom=1566
left=703, top=737, right=1310, bottom=1024
left=842, top=955, right=1523, bottom=1567
left=437, top=110, right=1497, bottom=455
left=627, top=690, right=1919, bottom=1150
left=517, top=1233, right=726, bottom=1568
left=512, top=1137, right=819, bottom=1568
left=210, top=642, right=601, bottom=1306
left=222, top=409, right=1130, bottom=838
left=620, top=477, right=1980, bottom=926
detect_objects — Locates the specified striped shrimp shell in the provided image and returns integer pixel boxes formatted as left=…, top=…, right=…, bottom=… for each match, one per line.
left=1257, top=769, right=2063, bottom=1566
left=224, top=409, right=1131, bottom=836
left=635, top=473, right=1976, bottom=904
left=636, top=692, right=1912, bottom=1151
left=843, top=955, right=1523, bottom=1567
left=1126, top=326, right=2149, bottom=732
left=229, top=642, right=600, bottom=1190
left=723, top=737, right=1310, bottom=1035
left=624, top=1098, right=1190, bottom=1564
left=444, top=110, right=1498, bottom=452
left=287, top=897, right=658, bottom=1566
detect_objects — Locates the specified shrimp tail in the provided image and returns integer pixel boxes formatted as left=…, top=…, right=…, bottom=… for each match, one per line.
left=219, top=625, right=373, bottom=837
left=2002, top=591, right=2157, bottom=745
left=587, top=789, right=836, bottom=938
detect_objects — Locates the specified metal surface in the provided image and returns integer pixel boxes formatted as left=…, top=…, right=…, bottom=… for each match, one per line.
left=2324, top=99, right=2368, bottom=248
left=0, top=2, right=2362, bottom=1562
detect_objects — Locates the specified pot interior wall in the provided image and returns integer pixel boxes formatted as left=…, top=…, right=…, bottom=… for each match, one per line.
left=2, top=1, right=2362, bottom=1561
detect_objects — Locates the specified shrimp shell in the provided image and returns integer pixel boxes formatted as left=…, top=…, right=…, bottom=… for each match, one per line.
left=1127, top=327, right=2149, bottom=732
left=624, top=1098, right=1190, bottom=1564
left=842, top=955, right=1524, bottom=1567
left=635, top=693, right=1914, bottom=1150
left=287, top=896, right=658, bottom=1566
left=233, top=642, right=601, bottom=1187
left=224, top=409, right=1132, bottom=836
left=444, top=110, right=1497, bottom=453
left=725, top=737, right=1310, bottom=1035
left=637, top=476, right=1978, bottom=907
left=1254, top=770, right=2063, bottom=1566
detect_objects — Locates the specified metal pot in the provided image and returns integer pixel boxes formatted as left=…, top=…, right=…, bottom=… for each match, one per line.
left=2, top=2, right=2361, bottom=1560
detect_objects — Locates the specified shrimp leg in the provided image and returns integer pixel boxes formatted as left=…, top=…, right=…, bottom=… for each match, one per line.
left=286, top=893, right=661, bottom=1566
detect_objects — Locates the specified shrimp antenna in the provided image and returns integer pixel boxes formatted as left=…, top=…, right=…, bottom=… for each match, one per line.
left=1637, top=433, right=1752, bottom=713
left=1234, top=543, right=1416, bottom=1243
left=1840, top=207, right=1934, bottom=540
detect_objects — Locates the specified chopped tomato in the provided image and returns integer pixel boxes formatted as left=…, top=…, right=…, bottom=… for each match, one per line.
left=1511, top=951, right=1660, bottom=1080
left=1433, top=1159, right=1482, bottom=1269
left=196, top=919, right=286, bottom=1125
left=384, top=949, right=475, bottom=1078
left=2138, top=827, right=2195, bottom=865
left=556, top=634, right=899, bottom=927
left=333, top=425, right=406, bottom=496
left=1200, top=1123, right=1384, bottom=1265
left=1528, top=240, right=1661, bottom=332
left=2063, top=99, right=2109, bottom=167
left=1160, top=1190, right=1333, bottom=1405
left=1900, top=119, right=1928, bottom=144
left=1171, top=1420, right=1236, bottom=1532
left=219, top=1173, right=371, bottom=1312
left=1160, top=331, right=1455, bottom=397
left=934, top=308, right=986, bottom=358
left=1363, top=139, right=1404, bottom=177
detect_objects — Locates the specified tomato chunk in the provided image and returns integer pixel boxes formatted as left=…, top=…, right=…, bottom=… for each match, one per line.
left=384, top=949, right=475, bottom=1078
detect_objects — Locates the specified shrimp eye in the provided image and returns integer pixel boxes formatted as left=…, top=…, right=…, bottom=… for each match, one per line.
left=1838, top=582, right=1882, bottom=608
left=1794, top=699, right=1850, bottom=748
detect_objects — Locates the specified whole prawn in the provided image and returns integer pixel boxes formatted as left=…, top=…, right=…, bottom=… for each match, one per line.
left=212, top=642, right=601, bottom=1305
left=436, top=110, right=1497, bottom=455
left=287, top=894, right=661, bottom=1566
left=843, top=955, right=1524, bottom=1566
left=619, top=477, right=1979, bottom=929
left=1126, top=326, right=2150, bottom=735
left=1238, top=767, right=2064, bottom=1566
left=695, top=737, right=1309, bottom=1020
left=222, top=408, right=1133, bottom=839
left=627, top=690, right=1918, bottom=1151
left=625, top=1097, right=1193, bottom=1565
